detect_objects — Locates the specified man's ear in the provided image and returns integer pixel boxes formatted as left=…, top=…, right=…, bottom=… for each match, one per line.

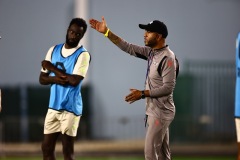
left=157, top=34, right=163, bottom=40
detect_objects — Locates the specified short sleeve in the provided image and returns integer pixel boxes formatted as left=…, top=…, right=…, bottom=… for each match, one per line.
left=40, top=46, right=54, bottom=73
left=73, top=52, right=90, bottom=77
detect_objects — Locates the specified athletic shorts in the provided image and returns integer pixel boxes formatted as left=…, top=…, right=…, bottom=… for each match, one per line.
left=235, top=118, right=240, bottom=142
left=44, top=109, right=81, bottom=137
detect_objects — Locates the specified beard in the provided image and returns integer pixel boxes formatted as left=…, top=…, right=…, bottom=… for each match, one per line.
left=65, top=34, right=79, bottom=48
left=145, top=38, right=157, bottom=48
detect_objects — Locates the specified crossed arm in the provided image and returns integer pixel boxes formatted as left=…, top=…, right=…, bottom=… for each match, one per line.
left=39, top=60, right=83, bottom=87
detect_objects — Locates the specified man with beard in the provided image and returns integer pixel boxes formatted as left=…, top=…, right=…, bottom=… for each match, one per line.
left=89, top=17, right=179, bottom=160
left=39, top=18, right=90, bottom=160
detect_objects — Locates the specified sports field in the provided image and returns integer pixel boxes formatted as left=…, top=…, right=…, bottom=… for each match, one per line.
left=0, top=156, right=234, bottom=160
left=1, top=141, right=236, bottom=160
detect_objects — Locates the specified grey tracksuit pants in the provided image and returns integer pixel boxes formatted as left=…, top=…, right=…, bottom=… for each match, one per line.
left=144, top=116, right=172, bottom=160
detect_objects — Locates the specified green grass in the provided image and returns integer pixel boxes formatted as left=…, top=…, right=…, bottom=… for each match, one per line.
left=0, top=156, right=235, bottom=160
left=174, top=157, right=234, bottom=160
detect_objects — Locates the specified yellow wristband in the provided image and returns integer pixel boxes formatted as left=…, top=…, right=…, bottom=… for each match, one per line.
left=104, top=28, right=110, bottom=37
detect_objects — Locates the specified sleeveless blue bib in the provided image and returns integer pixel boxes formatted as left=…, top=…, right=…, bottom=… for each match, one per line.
left=235, top=33, right=240, bottom=117
left=49, top=44, right=87, bottom=115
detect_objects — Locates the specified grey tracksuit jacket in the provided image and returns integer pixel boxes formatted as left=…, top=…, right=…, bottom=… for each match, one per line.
left=116, top=39, right=177, bottom=121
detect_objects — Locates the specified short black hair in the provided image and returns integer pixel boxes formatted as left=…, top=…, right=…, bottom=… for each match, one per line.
left=69, top=18, right=87, bottom=36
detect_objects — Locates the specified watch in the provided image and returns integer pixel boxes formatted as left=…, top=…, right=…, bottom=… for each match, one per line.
left=141, top=90, right=145, bottom=99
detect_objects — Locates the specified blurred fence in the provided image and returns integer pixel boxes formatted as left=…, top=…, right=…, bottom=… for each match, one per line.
left=0, top=61, right=236, bottom=144
left=171, top=61, right=235, bottom=143
left=0, top=85, right=91, bottom=142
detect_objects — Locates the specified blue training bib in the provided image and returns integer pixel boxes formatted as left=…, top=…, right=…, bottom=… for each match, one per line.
left=235, top=32, right=240, bottom=117
left=49, top=44, right=87, bottom=116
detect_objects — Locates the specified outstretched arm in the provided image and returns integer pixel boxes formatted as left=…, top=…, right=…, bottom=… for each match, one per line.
left=89, top=16, right=121, bottom=45
left=89, top=16, right=150, bottom=59
left=90, top=17, right=151, bottom=104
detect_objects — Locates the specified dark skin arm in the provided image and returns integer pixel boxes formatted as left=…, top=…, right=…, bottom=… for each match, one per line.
left=39, top=60, right=83, bottom=86
left=90, top=16, right=150, bottom=104
left=125, top=89, right=150, bottom=104
left=89, top=16, right=121, bottom=45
